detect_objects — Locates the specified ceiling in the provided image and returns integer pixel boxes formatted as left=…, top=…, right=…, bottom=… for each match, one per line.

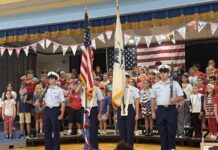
left=0, top=0, right=109, bottom=17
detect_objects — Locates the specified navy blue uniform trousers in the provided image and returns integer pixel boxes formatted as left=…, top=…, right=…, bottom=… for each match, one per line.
left=82, top=107, right=99, bottom=150
left=156, top=105, right=178, bottom=150
left=44, top=107, right=61, bottom=150
left=117, top=105, right=135, bottom=147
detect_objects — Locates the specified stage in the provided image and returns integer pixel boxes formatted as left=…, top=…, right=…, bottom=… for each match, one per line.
left=12, top=143, right=199, bottom=150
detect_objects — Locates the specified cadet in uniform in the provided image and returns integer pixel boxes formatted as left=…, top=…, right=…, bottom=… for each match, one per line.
left=117, top=73, right=140, bottom=147
left=80, top=77, right=104, bottom=150
left=37, top=71, right=65, bottom=150
left=151, top=65, right=184, bottom=150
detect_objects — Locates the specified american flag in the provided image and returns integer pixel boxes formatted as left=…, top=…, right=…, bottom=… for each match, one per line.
left=137, top=43, right=185, bottom=70
left=80, top=11, right=94, bottom=100
left=108, top=46, right=137, bottom=70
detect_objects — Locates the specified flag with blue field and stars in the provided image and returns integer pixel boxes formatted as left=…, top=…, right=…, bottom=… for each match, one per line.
left=107, top=46, right=137, bottom=70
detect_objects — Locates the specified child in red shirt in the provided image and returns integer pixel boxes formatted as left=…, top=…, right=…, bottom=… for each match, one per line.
left=68, top=82, right=82, bottom=135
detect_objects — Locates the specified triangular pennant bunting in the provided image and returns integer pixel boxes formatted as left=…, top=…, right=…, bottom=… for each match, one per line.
left=155, top=34, right=164, bottom=45
left=210, top=22, right=218, bottom=35
left=23, top=46, right=29, bottom=56
left=61, top=45, right=69, bottom=56
left=15, top=48, right=21, bottom=57
left=97, top=34, right=105, bottom=43
left=167, top=32, right=176, bottom=44
left=31, top=43, right=38, bottom=52
left=105, top=31, right=113, bottom=40
left=1, top=47, right=5, bottom=57
left=177, top=26, right=187, bottom=39
left=124, top=34, right=131, bottom=45
left=134, top=36, right=141, bottom=46
left=38, top=39, right=45, bottom=49
left=91, top=39, right=96, bottom=49
left=70, top=45, right=78, bottom=55
left=46, top=39, right=52, bottom=48
left=144, top=36, right=153, bottom=47
left=53, top=42, right=60, bottom=53
left=198, top=21, right=207, bottom=32
left=187, top=20, right=197, bottom=31
left=8, top=48, right=14, bottom=56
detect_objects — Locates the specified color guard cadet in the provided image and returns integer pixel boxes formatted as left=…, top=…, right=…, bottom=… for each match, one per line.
left=117, top=73, right=140, bottom=147
left=80, top=77, right=104, bottom=150
left=151, top=65, right=184, bottom=150
left=37, top=71, right=65, bottom=150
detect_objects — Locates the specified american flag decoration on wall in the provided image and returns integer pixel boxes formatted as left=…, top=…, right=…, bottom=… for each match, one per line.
left=137, top=43, right=185, bottom=70
left=108, top=47, right=137, bottom=70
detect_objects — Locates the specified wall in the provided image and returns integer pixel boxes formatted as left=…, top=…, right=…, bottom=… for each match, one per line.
left=36, top=53, right=71, bottom=75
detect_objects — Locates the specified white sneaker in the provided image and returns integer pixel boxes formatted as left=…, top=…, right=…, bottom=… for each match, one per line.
left=60, top=132, right=64, bottom=137
left=77, top=129, right=82, bottom=135
left=102, top=131, right=107, bottom=136
left=135, top=131, right=139, bottom=136
left=67, top=130, right=72, bottom=135
left=210, top=135, right=217, bottom=140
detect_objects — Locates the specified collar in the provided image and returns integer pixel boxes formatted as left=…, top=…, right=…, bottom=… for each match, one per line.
left=159, top=79, right=171, bottom=85
left=49, top=85, right=58, bottom=89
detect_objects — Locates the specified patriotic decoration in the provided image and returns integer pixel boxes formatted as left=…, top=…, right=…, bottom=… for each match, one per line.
left=112, top=3, right=126, bottom=109
left=177, top=26, right=186, bottom=39
left=198, top=21, right=207, bottom=32
left=80, top=11, right=94, bottom=101
left=137, top=43, right=185, bottom=71
left=1, top=20, right=218, bottom=58
left=107, top=47, right=137, bottom=70
left=80, top=10, right=94, bottom=150
left=144, top=36, right=153, bottom=48
left=210, top=22, right=218, bottom=35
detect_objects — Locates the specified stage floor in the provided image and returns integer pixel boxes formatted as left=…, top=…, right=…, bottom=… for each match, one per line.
left=13, top=143, right=199, bottom=150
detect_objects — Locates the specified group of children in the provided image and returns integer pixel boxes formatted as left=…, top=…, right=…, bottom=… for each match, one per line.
left=1, top=59, right=218, bottom=141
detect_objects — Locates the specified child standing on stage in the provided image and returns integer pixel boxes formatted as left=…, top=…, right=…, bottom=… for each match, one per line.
left=189, top=85, right=204, bottom=138
left=2, top=91, right=16, bottom=139
left=204, top=84, right=217, bottom=140
left=33, top=84, right=44, bottom=136
left=99, top=85, right=111, bottom=136
left=140, top=80, right=153, bottom=136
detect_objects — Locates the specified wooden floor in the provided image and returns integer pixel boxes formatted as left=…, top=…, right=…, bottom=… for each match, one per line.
left=13, top=143, right=200, bottom=150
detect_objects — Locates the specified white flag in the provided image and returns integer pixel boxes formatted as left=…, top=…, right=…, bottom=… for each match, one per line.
left=198, top=21, right=207, bottom=32
left=112, top=5, right=126, bottom=109
left=61, top=45, right=69, bottom=56
left=46, top=39, right=52, bottom=48
left=23, top=46, right=29, bottom=56
left=177, top=26, right=186, bottom=39
left=155, top=34, right=164, bottom=45
left=211, top=22, right=218, bottom=35
left=53, top=42, right=60, bottom=53
left=0, top=47, right=5, bottom=57
left=144, top=36, right=153, bottom=48
left=8, top=48, right=14, bottom=56
left=38, top=39, right=45, bottom=49
left=70, top=45, right=78, bottom=55
left=124, top=34, right=131, bottom=45
left=105, top=31, right=113, bottom=40
left=97, top=34, right=105, bottom=43
left=92, top=39, right=96, bottom=49
left=135, top=36, right=141, bottom=46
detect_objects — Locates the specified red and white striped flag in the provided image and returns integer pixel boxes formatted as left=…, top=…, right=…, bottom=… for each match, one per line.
left=137, top=43, right=185, bottom=70
left=80, top=11, right=94, bottom=100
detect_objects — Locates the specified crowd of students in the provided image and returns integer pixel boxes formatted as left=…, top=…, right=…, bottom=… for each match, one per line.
left=0, top=59, right=218, bottom=141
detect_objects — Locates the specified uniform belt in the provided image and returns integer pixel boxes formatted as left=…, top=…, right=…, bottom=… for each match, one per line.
left=45, top=106, right=60, bottom=109
left=157, top=105, right=176, bottom=108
